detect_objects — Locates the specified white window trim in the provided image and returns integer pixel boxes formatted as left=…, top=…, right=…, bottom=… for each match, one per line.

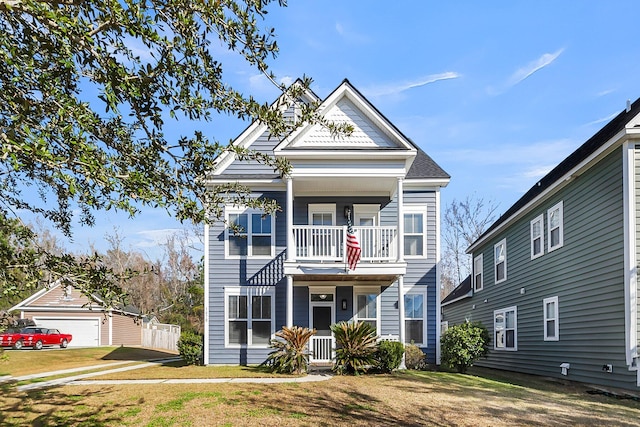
left=353, top=204, right=381, bottom=225
left=547, top=201, right=564, bottom=252
left=494, top=239, right=507, bottom=284
left=473, top=254, right=483, bottom=292
left=494, top=306, right=517, bottom=351
left=403, top=205, right=427, bottom=259
left=308, top=203, right=336, bottom=225
left=404, top=289, right=427, bottom=345
left=530, top=214, right=544, bottom=260
left=353, top=286, right=381, bottom=334
left=543, top=296, right=559, bottom=342
left=224, top=207, right=276, bottom=259
left=224, top=286, right=275, bottom=348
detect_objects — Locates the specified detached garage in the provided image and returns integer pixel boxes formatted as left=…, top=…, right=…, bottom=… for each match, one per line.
left=10, top=281, right=142, bottom=347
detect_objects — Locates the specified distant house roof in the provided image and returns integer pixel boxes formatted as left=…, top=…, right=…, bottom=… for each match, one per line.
left=441, top=275, right=472, bottom=306
left=468, top=97, right=640, bottom=253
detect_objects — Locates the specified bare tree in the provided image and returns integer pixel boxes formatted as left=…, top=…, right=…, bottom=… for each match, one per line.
left=441, top=195, right=499, bottom=298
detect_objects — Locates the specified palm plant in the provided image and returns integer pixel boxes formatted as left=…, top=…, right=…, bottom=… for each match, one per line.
left=263, top=326, right=316, bottom=374
left=331, top=321, right=378, bottom=375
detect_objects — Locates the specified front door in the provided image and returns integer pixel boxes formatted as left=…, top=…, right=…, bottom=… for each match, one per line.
left=309, top=292, right=334, bottom=363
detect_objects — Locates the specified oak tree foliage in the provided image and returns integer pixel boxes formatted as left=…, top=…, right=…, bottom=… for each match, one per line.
left=0, top=0, right=350, bottom=308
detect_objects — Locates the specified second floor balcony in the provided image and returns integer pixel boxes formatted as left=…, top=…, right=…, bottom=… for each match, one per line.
left=284, top=224, right=406, bottom=278
left=292, top=225, right=397, bottom=262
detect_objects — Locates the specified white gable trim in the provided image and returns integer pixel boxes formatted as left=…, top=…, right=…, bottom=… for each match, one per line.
left=274, top=81, right=417, bottom=154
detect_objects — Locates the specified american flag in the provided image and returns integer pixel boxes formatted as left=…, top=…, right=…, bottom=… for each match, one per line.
left=346, top=218, right=361, bottom=270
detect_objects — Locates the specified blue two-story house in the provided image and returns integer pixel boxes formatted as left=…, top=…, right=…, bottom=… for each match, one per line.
left=204, top=79, right=449, bottom=366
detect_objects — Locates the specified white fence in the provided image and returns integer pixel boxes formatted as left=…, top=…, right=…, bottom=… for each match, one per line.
left=309, top=336, right=334, bottom=363
left=142, top=322, right=181, bottom=352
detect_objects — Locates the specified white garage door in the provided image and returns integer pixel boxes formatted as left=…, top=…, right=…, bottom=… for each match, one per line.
left=34, top=318, right=100, bottom=347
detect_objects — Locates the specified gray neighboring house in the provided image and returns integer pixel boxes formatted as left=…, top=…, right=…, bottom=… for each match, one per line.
left=204, top=79, right=450, bottom=366
left=442, top=98, right=640, bottom=391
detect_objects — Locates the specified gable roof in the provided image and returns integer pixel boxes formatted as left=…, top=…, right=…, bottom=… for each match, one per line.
left=10, top=279, right=140, bottom=316
left=468, top=98, right=640, bottom=253
left=211, top=78, right=449, bottom=184
left=441, top=275, right=472, bottom=306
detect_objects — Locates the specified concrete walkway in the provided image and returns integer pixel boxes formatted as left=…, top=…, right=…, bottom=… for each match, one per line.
left=8, top=357, right=332, bottom=392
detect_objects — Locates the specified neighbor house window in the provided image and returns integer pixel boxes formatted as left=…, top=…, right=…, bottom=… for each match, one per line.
left=225, top=208, right=274, bottom=258
left=405, top=293, right=425, bottom=345
left=404, top=206, right=426, bottom=257
left=543, top=296, right=559, bottom=341
left=355, top=291, right=379, bottom=333
left=226, top=288, right=274, bottom=347
left=547, top=201, right=564, bottom=252
left=474, top=254, right=483, bottom=292
left=494, top=306, right=517, bottom=351
left=494, top=239, right=507, bottom=284
left=530, top=214, right=544, bottom=259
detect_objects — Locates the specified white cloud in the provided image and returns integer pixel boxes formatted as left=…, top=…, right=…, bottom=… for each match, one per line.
left=363, top=72, right=461, bottom=98
left=585, top=111, right=619, bottom=127
left=440, top=138, right=575, bottom=172
left=335, top=21, right=369, bottom=44
left=134, top=228, right=184, bottom=248
left=488, top=49, right=564, bottom=95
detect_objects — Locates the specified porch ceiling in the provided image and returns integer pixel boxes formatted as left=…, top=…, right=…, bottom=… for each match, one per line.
left=294, top=274, right=398, bottom=286
left=292, top=176, right=397, bottom=196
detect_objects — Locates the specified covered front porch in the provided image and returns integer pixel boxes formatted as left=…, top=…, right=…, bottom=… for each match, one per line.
left=290, top=276, right=406, bottom=364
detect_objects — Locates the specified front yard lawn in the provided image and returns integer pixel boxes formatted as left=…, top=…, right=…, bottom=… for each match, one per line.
left=1, top=364, right=640, bottom=426
left=2, top=348, right=640, bottom=426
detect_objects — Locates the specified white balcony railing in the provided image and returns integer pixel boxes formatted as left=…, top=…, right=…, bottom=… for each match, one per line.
left=292, top=225, right=397, bottom=262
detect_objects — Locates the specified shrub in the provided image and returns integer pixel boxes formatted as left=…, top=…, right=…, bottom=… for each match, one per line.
left=331, top=321, right=377, bottom=375
left=404, top=342, right=427, bottom=370
left=177, top=331, right=204, bottom=366
left=375, top=340, right=404, bottom=373
left=262, top=326, right=316, bottom=374
left=440, top=321, right=490, bottom=373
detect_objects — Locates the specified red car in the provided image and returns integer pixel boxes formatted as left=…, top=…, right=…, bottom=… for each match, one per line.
left=0, top=327, right=72, bottom=350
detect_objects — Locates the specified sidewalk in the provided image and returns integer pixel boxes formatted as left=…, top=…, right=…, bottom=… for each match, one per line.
left=7, top=357, right=332, bottom=392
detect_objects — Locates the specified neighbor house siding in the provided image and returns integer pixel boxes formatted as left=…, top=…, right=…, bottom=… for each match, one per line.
left=444, top=148, right=637, bottom=389
left=207, top=191, right=287, bottom=365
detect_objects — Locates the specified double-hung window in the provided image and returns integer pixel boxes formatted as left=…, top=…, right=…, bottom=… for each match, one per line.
left=404, top=293, right=425, bottom=345
left=494, top=239, right=507, bottom=284
left=473, top=254, right=483, bottom=292
left=543, top=296, right=559, bottom=341
left=547, top=201, right=564, bottom=252
left=530, top=214, right=544, bottom=259
left=355, top=290, right=379, bottom=333
left=494, top=306, right=517, bottom=351
left=226, top=208, right=274, bottom=258
left=226, top=288, right=274, bottom=347
left=404, top=206, right=426, bottom=258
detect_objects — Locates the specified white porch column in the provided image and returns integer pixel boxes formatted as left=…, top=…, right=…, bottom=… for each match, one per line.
left=398, top=275, right=406, bottom=367
left=286, top=177, right=294, bottom=262
left=286, top=275, right=294, bottom=328
left=397, top=177, right=405, bottom=262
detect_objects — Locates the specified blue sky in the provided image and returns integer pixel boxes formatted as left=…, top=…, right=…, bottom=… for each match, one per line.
left=56, top=1, right=640, bottom=260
